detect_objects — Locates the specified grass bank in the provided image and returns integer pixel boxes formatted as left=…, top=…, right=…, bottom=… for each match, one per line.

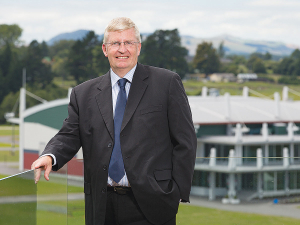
left=183, top=80, right=300, bottom=100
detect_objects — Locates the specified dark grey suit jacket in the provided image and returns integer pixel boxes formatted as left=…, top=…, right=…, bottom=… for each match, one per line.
left=42, top=63, right=197, bottom=225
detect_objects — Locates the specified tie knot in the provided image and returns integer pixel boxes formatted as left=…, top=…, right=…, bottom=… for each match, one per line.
left=118, top=78, right=128, bottom=88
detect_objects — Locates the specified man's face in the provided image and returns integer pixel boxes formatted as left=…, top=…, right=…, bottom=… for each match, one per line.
left=102, top=28, right=141, bottom=77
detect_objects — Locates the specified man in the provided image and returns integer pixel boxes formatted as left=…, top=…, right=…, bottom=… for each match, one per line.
left=32, top=17, right=196, bottom=225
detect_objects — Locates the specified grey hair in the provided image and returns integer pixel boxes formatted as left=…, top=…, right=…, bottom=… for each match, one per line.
left=103, top=17, right=141, bottom=43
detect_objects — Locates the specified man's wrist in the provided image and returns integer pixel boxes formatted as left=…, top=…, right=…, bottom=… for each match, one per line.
left=39, top=154, right=56, bottom=166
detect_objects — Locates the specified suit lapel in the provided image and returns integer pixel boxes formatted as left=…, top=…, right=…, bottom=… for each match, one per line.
left=95, top=71, right=114, bottom=140
left=121, top=63, right=148, bottom=132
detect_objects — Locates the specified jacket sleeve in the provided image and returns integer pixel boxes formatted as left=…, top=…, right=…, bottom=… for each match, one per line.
left=41, top=88, right=82, bottom=171
left=167, top=74, right=197, bottom=202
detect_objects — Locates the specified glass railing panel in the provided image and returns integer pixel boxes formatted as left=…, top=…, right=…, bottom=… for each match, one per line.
left=36, top=165, right=68, bottom=225
left=0, top=170, right=36, bottom=225
left=67, top=158, right=84, bottom=225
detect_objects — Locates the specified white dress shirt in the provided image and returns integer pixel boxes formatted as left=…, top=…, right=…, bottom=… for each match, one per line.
left=43, top=65, right=137, bottom=187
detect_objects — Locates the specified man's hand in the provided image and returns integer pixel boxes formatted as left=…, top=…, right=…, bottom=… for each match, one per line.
left=31, top=156, right=53, bottom=184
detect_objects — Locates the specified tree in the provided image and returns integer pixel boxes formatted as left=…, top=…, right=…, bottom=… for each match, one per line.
left=0, top=24, right=22, bottom=47
left=264, top=52, right=272, bottom=60
left=0, top=92, right=19, bottom=124
left=0, top=42, right=23, bottom=103
left=275, top=57, right=294, bottom=75
left=68, top=31, right=101, bottom=84
left=139, top=29, right=188, bottom=78
left=275, top=49, right=300, bottom=76
left=252, top=58, right=266, bottom=73
left=92, top=45, right=110, bottom=76
left=23, top=40, right=54, bottom=88
left=49, top=40, right=75, bottom=58
left=291, top=49, right=300, bottom=59
left=0, top=42, right=12, bottom=78
left=193, top=42, right=221, bottom=75
left=50, top=40, right=76, bottom=80
left=218, top=41, right=225, bottom=58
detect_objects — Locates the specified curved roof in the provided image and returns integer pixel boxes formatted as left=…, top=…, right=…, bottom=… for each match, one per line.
left=23, top=98, right=69, bottom=130
left=188, top=95, right=300, bottom=125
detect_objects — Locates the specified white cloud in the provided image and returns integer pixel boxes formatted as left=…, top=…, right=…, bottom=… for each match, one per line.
left=249, top=0, right=300, bottom=7
left=1, top=0, right=300, bottom=46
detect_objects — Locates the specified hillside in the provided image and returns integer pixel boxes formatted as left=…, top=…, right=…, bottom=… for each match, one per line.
left=47, top=30, right=299, bottom=56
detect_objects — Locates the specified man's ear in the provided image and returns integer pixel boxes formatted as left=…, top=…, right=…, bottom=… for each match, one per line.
left=136, top=43, right=141, bottom=56
left=102, top=44, right=108, bottom=57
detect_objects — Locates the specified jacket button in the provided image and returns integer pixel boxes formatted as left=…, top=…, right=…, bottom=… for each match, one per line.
left=108, top=143, right=112, bottom=148
left=103, top=165, right=107, bottom=171
left=102, top=188, right=106, bottom=193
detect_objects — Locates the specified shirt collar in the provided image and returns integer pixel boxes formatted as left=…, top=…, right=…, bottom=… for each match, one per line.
left=110, top=65, right=137, bottom=87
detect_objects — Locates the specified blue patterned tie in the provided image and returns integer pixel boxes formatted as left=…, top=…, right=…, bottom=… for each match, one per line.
left=109, top=78, right=128, bottom=183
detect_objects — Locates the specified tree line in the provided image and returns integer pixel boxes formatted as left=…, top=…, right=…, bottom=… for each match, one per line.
left=0, top=24, right=300, bottom=123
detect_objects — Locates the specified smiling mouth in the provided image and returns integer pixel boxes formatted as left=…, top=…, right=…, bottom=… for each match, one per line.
left=116, top=56, right=129, bottom=59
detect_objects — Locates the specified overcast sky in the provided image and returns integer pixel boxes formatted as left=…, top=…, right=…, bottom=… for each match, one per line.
left=1, top=0, right=300, bottom=47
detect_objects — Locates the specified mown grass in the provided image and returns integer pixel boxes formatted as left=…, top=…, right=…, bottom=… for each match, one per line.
left=0, top=173, right=83, bottom=196
left=0, top=202, right=36, bottom=225
left=0, top=150, right=19, bottom=162
left=176, top=204, right=300, bottom=225
left=0, top=142, right=19, bottom=147
left=0, top=125, right=19, bottom=136
left=29, top=200, right=300, bottom=225
left=183, top=80, right=300, bottom=100
left=52, top=77, right=77, bottom=89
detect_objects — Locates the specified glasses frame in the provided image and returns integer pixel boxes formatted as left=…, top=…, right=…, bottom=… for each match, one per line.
left=104, top=41, right=140, bottom=49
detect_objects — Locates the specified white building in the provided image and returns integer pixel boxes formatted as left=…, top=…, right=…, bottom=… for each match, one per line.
left=189, top=86, right=300, bottom=202
left=237, top=73, right=258, bottom=81
left=210, top=73, right=236, bottom=82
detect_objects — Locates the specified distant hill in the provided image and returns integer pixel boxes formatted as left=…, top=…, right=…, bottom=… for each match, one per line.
left=47, top=29, right=103, bottom=45
left=181, top=34, right=299, bottom=56
left=47, top=30, right=299, bottom=56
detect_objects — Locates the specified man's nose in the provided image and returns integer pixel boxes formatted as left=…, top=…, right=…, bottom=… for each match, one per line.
left=118, top=42, right=127, bottom=53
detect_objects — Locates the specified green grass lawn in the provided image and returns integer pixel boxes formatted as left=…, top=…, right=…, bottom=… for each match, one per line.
left=0, top=142, right=19, bottom=147
left=0, top=202, right=37, bottom=225
left=0, top=150, right=19, bottom=162
left=35, top=201, right=300, bottom=225
left=0, top=173, right=83, bottom=196
left=177, top=204, right=300, bottom=225
left=0, top=125, right=19, bottom=136
left=183, top=80, right=300, bottom=100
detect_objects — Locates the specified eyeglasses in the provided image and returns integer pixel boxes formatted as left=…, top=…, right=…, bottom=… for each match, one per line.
left=104, top=41, right=139, bottom=49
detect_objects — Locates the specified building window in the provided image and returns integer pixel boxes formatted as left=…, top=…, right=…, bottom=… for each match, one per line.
left=242, top=173, right=257, bottom=190
left=216, top=173, right=227, bottom=188
left=204, top=144, right=234, bottom=164
left=294, top=144, right=300, bottom=164
left=192, top=171, right=209, bottom=187
left=243, top=145, right=262, bottom=164
left=264, top=172, right=274, bottom=191
left=268, top=144, right=288, bottom=164
left=277, top=172, right=285, bottom=190
left=289, top=171, right=297, bottom=189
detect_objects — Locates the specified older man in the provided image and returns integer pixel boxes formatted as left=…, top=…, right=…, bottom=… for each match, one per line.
left=32, top=17, right=196, bottom=225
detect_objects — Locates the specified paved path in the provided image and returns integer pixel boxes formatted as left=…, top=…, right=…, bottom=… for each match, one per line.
left=0, top=135, right=19, bottom=144
left=189, top=196, right=300, bottom=219
left=0, top=162, right=20, bottom=176
left=0, top=193, right=84, bottom=204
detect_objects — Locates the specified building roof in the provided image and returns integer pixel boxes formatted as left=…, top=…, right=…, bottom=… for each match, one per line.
left=188, top=95, right=300, bottom=125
